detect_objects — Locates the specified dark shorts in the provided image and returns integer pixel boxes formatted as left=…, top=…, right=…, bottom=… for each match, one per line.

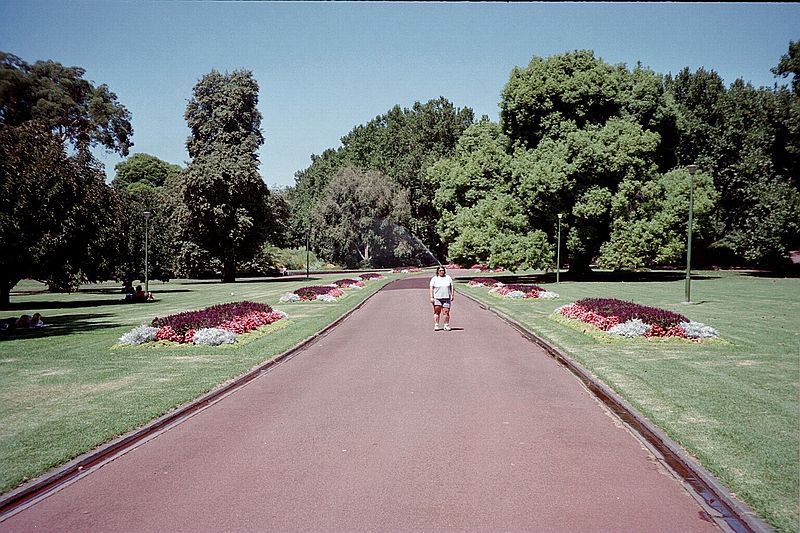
left=433, top=298, right=451, bottom=309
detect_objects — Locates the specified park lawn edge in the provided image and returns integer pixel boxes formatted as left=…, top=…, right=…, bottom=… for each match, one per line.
left=0, top=273, right=401, bottom=496
left=455, top=276, right=798, bottom=533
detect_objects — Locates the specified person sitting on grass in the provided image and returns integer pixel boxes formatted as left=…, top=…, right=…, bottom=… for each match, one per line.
left=1, top=313, right=46, bottom=331
left=134, top=285, right=155, bottom=302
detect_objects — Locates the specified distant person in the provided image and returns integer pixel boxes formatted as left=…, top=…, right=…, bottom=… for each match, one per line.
left=15, top=314, right=31, bottom=329
left=30, top=313, right=44, bottom=327
left=134, top=285, right=154, bottom=302
left=124, top=284, right=136, bottom=301
left=429, top=265, right=455, bottom=331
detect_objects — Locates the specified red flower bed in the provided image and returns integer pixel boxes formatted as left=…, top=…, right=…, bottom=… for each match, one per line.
left=471, top=264, right=505, bottom=272
left=493, top=284, right=545, bottom=297
left=151, top=301, right=284, bottom=344
left=293, top=286, right=344, bottom=301
left=468, top=277, right=502, bottom=287
left=333, top=278, right=362, bottom=288
left=559, top=298, right=690, bottom=337
left=359, top=273, right=384, bottom=280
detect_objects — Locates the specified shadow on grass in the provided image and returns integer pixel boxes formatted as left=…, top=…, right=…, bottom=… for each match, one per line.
left=1, top=299, right=157, bottom=311
left=742, top=268, right=800, bottom=279
left=180, top=276, right=325, bottom=285
left=0, top=313, right=124, bottom=342
left=457, top=271, right=723, bottom=284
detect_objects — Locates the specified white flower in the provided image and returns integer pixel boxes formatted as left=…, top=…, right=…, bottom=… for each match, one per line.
left=119, top=325, right=158, bottom=345
left=680, top=321, right=720, bottom=339
left=279, top=293, right=301, bottom=303
left=538, top=291, right=560, bottom=299
left=192, top=328, right=237, bottom=346
left=609, top=319, right=650, bottom=337
left=316, top=294, right=337, bottom=302
left=506, top=290, right=527, bottom=299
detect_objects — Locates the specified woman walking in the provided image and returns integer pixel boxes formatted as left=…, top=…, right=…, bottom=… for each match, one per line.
left=429, top=265, right=455, bottom=331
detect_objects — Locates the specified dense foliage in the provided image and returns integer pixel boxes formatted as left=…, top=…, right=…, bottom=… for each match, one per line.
left=3, top=42, right=798, bottom=307
left=290, top=97, right=474, bottom=263
left=178, top=69, right=272, bottom=282
left=0, top=52, right=133, bottom=305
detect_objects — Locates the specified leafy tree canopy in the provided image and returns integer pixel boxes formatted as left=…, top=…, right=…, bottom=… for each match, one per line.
left=290, top=97, right=474, bottom=260
left=771, top=40, right=800, bottom=94
left=113, top=153, right=181, bottom=190
left=0, top=51, right=133, bottom=157
left=310, top=166, right=413, bottom=269
left=178, top=69, right=271, bottom=282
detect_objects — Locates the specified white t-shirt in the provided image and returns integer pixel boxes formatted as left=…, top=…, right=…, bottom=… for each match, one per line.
left=430, top=275, right=453, bottom=299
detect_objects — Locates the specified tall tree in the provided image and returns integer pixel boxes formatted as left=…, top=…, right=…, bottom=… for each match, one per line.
left=290, top=97, right=474, bottom=261
left=771, top=40, right=800, bottom=94
left=668, top=66, right=800, bottom=266
left=179, top=69, right=270, bottom=282
left=110, top=153, right=183, bottom=288
left=0, top=123, right=122, bottom=305
left=310, top=167, right=412, bottom=268
left=113, top=153, right=181, bottom=189
left=0, top=51, right=132, bottom=157
left=0, top=52, right=133, bottom=305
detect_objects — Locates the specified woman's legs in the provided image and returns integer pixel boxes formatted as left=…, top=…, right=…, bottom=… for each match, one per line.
left=443, top=306, right=451, bottom=328
left=433, top=305, right=442, bottom=328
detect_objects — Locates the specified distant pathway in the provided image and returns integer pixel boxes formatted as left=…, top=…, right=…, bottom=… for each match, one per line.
left=0, top=275, right=721, bottom=532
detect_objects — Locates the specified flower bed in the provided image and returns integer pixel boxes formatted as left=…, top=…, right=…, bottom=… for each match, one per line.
left=489, top=284, right=559, bottom=299
left=557, top=298, right=719, bottom=339
left=280, top=285, right=345, bottom=303
left=333, top=278, right=365, bottom=289
left=393, top=267, right=422, bottom=273
left=471, top=264, right=505, bottom=273
left=119, top=301, right=286, bottom=345
left=359, top=273, right=384, bottom=280
left=468, top=277, right=503, bottom=288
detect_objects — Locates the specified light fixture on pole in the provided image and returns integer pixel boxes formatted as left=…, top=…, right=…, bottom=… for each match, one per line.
left=306, top=218, right=310, bottom=279
left=143, top=211, right=151, bottom=295
left=556, top=213, right=563, bottom=284
left=685, top=165, right=698, bottom=303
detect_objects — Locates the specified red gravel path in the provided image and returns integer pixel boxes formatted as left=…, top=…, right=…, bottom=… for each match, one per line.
left=1, top=275, right=722, bottom=532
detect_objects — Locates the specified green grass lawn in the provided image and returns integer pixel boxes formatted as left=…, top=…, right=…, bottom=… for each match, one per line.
left=0, top=273, right=401, bottom=496
left=457, top=270, right=799, bottom=533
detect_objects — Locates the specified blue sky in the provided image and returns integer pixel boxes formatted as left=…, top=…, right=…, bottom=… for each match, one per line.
left=1, top=1, right=798, bottom=189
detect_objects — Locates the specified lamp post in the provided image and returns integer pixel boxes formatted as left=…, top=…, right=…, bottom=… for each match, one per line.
left=143, top=211, right=151, bottom=295
left=556, top=213, right=563, bottom=284
left=685, top=165, right=698, bottom=303
left=305, top=219, right=310, bottom=279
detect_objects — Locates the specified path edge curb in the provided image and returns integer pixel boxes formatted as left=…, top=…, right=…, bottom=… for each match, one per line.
left=0, top=280, right=389, bottom=521
left=461, top=291, right=774, bottom=533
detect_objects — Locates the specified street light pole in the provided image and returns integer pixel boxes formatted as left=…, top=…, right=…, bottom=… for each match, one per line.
left=306, top=219, right=310, bottom=279
left=556, top=213, right=563, bottom=284
left=144, top=211, right=151, bottom=295
left=685, top=165, right=698, bottom=303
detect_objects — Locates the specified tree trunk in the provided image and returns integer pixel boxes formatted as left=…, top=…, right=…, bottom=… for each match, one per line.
left=0, top=276, right=17, bottom=309
left=222, top=257, right=236, bottom=283
left=1, top=283, right=9, bottom=309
